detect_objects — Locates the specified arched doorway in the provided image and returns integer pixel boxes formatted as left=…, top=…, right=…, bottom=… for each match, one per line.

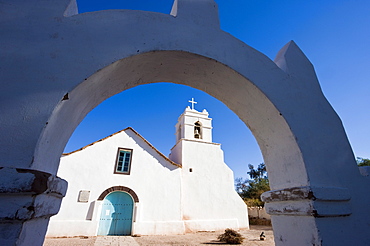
left=98, top=191, right=134, bottom=236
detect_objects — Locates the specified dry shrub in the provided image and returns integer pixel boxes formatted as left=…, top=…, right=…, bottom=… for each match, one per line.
left=218, top=228, right=244, bottom=244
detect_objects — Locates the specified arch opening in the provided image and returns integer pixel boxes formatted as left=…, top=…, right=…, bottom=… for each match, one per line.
left=33, top=50, right=308, bottom=191
left=194, top=121, right=202, bottom=139
left=63, top=82, right=262, bottom=179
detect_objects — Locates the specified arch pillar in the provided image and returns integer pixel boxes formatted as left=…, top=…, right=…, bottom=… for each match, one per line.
left=0, top=167, right=67, bottom=245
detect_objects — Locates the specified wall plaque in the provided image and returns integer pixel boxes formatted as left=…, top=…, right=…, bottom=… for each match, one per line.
left=78, top=190, right=90, bottom=203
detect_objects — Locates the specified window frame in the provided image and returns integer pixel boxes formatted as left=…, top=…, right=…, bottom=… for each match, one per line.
left=114, top=148, right=133, bottom=175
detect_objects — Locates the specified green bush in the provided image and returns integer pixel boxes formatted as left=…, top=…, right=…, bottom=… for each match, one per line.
left=218, top=228, right=244, bottom=244
left=357, top=157, right=370, bottom=166
left=243, top=198, right=264, bottom=207
left=235, top=163, right=270, bottom=207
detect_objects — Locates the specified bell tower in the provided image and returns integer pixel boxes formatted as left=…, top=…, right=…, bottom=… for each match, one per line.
left=168, top=99, right=248, bottom=231
left=174, top=98, right=213, bottom=144
left=170, top=98, right=214, bottom=165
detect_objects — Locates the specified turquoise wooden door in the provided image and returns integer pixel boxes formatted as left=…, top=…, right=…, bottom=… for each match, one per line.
left=97, top=191, right=134, bottom=236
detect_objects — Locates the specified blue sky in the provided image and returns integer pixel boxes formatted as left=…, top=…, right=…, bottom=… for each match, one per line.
left=66, top=0, right=370, bottom=179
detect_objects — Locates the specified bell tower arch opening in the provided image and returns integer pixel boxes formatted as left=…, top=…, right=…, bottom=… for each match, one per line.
left=194, top=121, right=201, bottom=139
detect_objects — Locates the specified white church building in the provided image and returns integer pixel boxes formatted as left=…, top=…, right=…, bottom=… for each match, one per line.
left=46, top=102, right=249, bottom=237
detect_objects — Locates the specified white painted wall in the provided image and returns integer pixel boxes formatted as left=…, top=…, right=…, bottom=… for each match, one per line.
left=47, top=123, right=248, bottom=237
left=170, top=107, right=249, bottom=232
left=47, top=128, right=183, bottom=236
left=173, top=139, right=249, bottom=231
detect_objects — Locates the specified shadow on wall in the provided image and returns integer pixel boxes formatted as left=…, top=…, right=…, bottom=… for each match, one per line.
left=86, top=201, right=95, bottom=220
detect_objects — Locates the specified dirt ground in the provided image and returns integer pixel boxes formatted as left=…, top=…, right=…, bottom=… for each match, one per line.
left=134, top=225, right=274, bottom=246
left=43, top=225, right=274, bottom=246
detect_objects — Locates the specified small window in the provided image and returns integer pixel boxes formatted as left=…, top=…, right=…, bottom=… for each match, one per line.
left=114, top=148, right=133, bottom=174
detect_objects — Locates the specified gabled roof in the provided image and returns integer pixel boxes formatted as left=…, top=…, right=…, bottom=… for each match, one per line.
left=62, top=127, right=181, bottom=168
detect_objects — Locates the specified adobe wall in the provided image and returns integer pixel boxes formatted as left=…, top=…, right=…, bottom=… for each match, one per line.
left=248, top=207, right=271, bottom=220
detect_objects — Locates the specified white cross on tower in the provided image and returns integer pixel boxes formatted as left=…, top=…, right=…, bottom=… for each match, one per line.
left=188, top=98, right=197, bottom=110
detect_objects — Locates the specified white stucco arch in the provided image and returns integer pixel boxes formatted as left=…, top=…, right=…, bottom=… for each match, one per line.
left=1, top=0, right=370, bottom=245
left=33, top=50, right=309, bottom=191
